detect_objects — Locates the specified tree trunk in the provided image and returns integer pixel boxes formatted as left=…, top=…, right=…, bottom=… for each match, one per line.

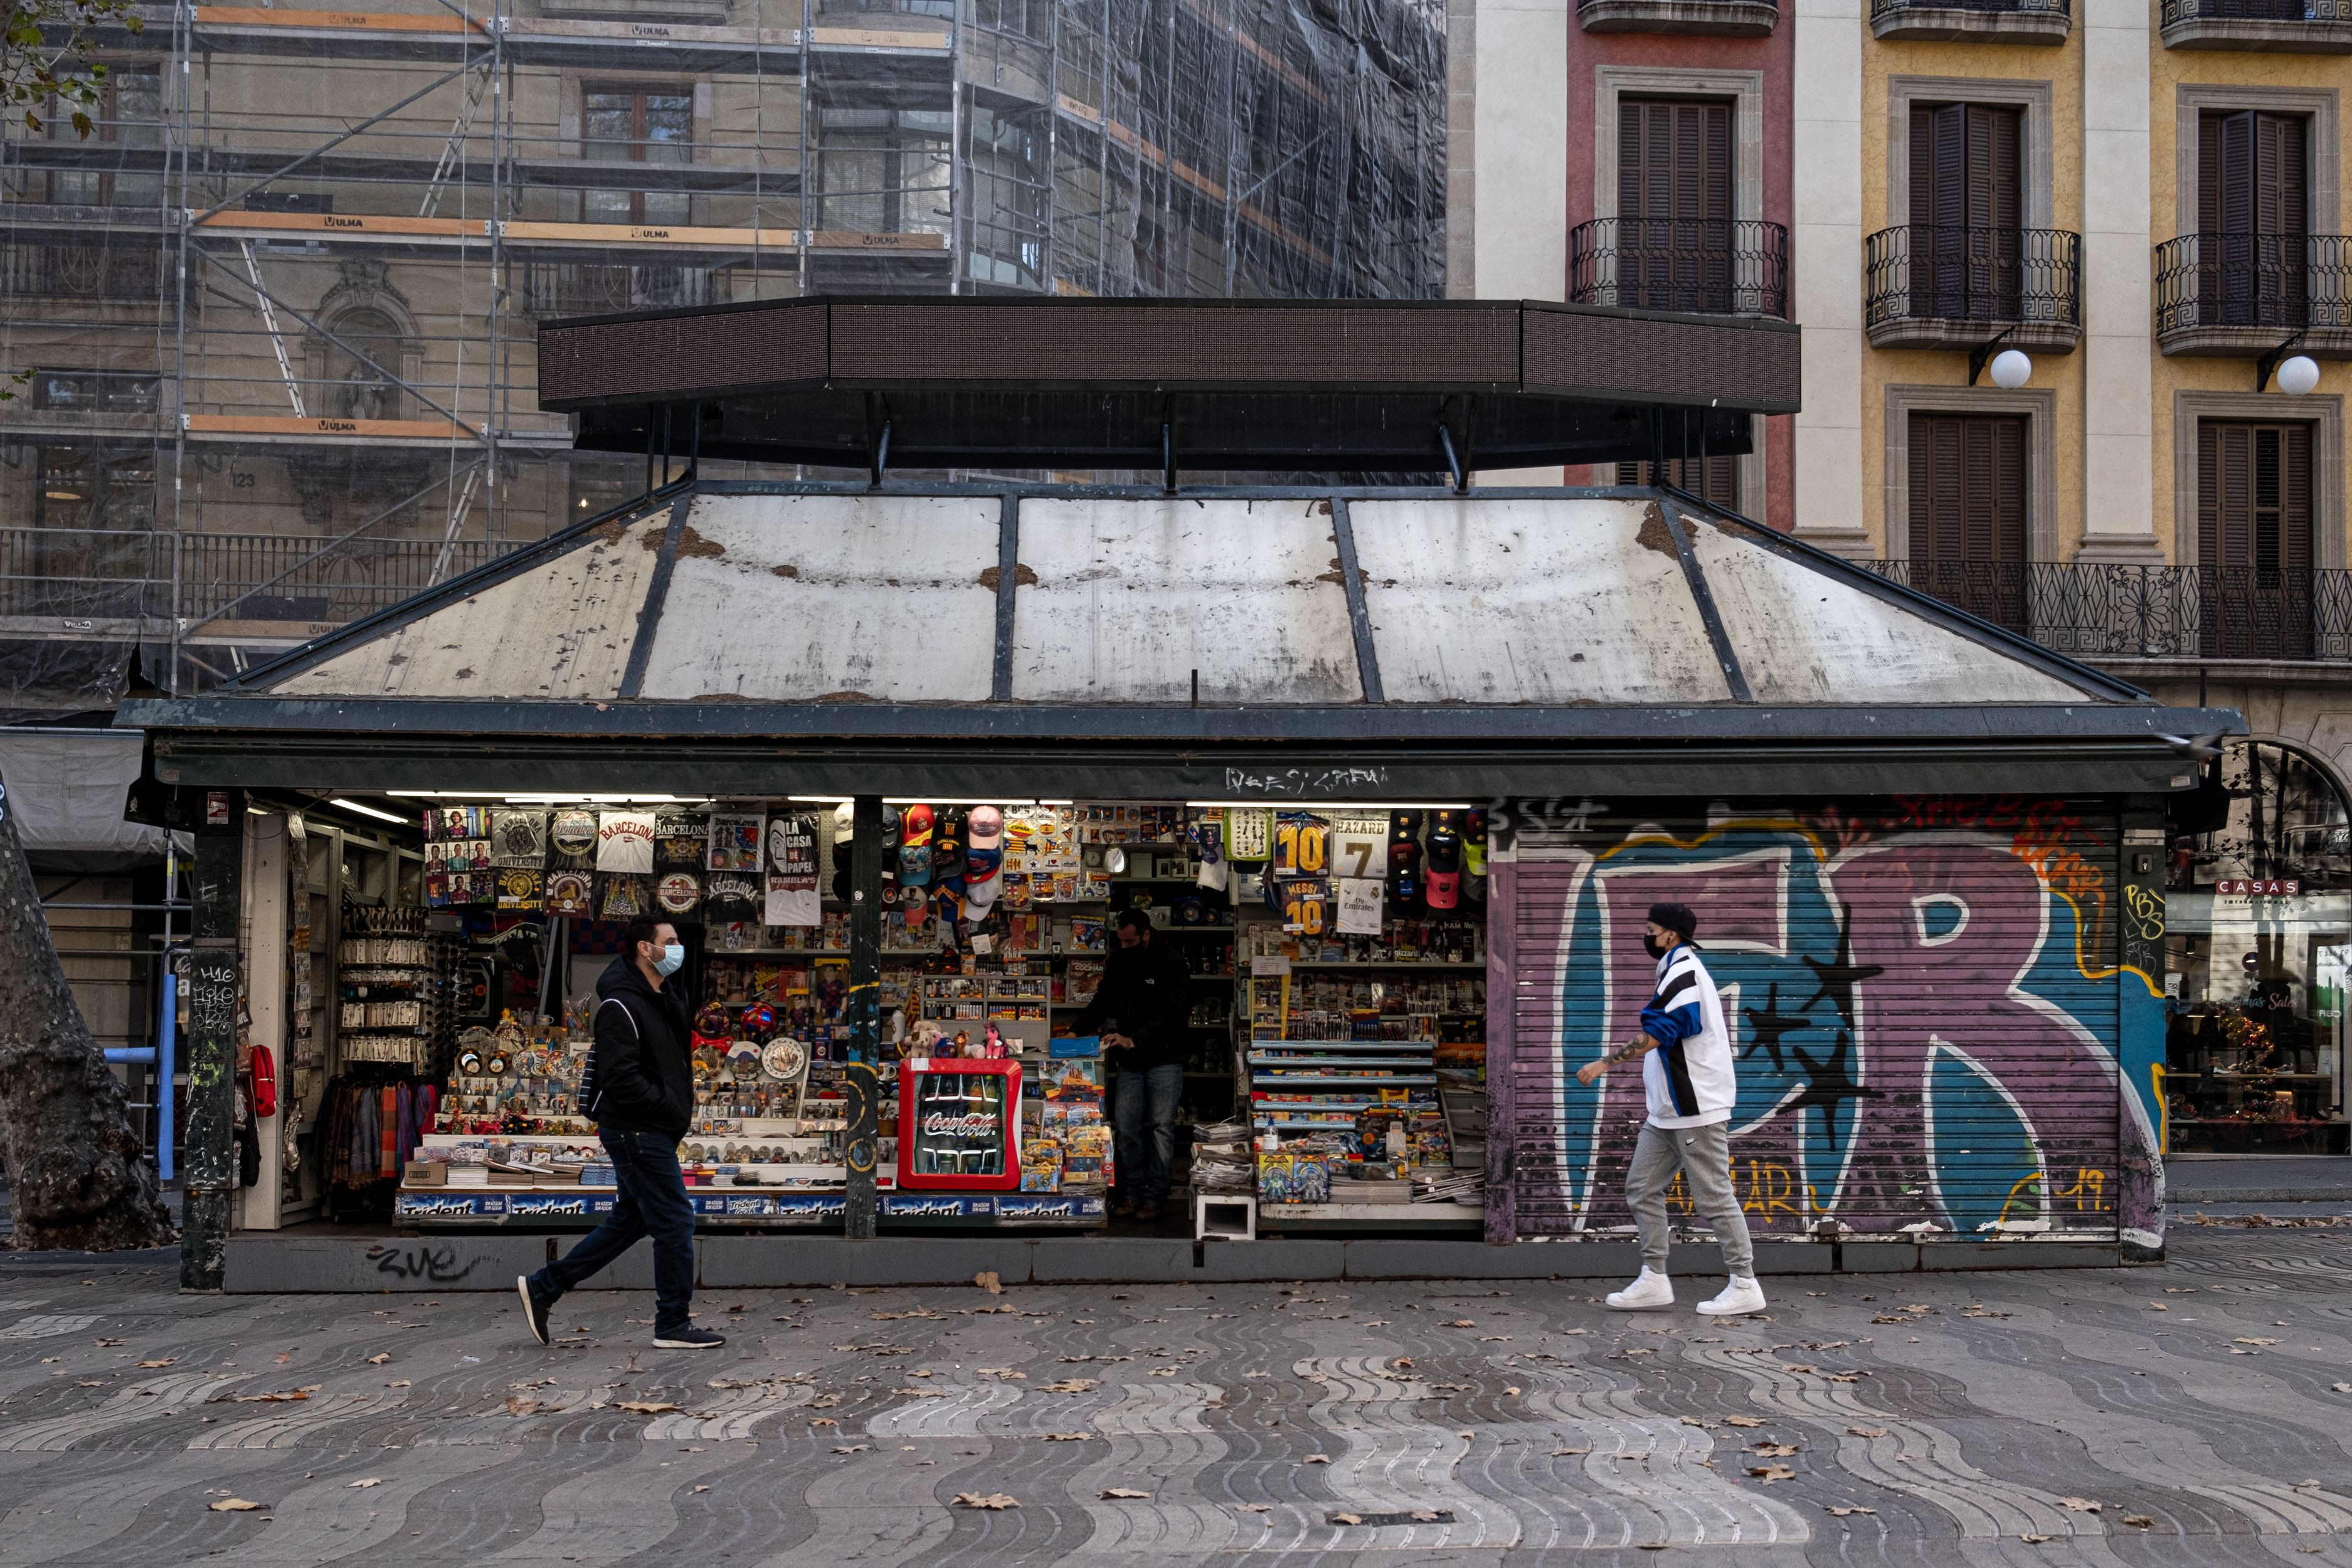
left=0, top=776, right=175, bottom=1251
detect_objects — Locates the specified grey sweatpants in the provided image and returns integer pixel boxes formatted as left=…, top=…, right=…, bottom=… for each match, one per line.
left=1626, top=1120, right=1755, bottom=1277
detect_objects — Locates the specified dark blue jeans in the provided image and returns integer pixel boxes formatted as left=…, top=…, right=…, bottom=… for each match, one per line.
left=1111, top=1062, right=1184, bottom=1205
left=529, top=1127, right=695, bottom=1336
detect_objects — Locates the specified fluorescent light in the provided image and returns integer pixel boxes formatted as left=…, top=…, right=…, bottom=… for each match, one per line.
left=1184, top=801, right=1473, bottom=810
left=884, top=798, right=1040, bottom=807
left=331, top=797, right=406, bottom=825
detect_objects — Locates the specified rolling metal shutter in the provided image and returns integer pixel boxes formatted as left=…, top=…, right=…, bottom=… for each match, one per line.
left=1497, top=799, right=2129, bottom=1243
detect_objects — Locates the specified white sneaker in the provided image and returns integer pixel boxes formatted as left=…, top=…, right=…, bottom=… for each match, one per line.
left=1605, top=1266, right=1675, bottom=1310
left=1696, top=1276, right=1767, bottom=1316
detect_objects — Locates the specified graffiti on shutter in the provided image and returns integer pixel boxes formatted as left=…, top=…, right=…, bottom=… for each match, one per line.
left=1497, top=795, right=2161, bottom=1247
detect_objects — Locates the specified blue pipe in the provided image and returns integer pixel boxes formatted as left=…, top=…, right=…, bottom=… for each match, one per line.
left=103, top=1049, right=156, bottom=1063
left=158, top=971, right=176, bottom=1183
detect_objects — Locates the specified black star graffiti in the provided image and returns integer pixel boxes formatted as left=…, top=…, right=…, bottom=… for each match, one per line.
left=1801, top=903, right=1885, bottom=1028
left=1739, top=981, right=1813, bottom=1073
left=1786, top=1030, right=1883, bottom=1152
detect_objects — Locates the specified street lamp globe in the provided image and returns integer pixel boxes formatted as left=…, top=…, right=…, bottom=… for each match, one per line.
left=1989, top=349, right=2033, bottom=389
left=2277, top=354, right=2321, bottom=396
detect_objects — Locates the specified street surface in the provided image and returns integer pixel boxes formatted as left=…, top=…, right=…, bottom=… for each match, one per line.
left=0, top=1219, right=2348, bottom=1565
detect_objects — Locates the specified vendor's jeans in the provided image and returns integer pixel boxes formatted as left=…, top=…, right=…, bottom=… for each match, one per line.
left=525, top=1127, right=696, bottom=1335
left=1112, top=1063, right=1184, bottom=1206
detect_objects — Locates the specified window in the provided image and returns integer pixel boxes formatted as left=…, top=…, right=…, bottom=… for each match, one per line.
left=1616, top=455, right=1740, bottom=509
left=966, top=105, right=1048, bottom=289
left=46, top=64, right=162, bottom=208
left=2198, top=109, right=2309, bottom=329
left=816, top=109, right=951, bottom=237
left=29, top=369, right=161, bottom=415
left=583, top=87, right=692, bottom=227
left=1907, top=411, right=2028, bottom=631
left=34, top=447, right=157, bottom=531
left=2197, top=419, right=2314, bottom=658
left=1614, top=98, right=1734, bottom=314
left=1910, top=103, right=2021, bottom=320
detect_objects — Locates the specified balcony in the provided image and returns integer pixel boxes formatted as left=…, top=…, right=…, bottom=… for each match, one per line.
left=0, top=236, right=167, bottom=305
left=1870, top=0, right=2070, bottom=43
left=1863, top=225, right=2083, bottom=352
left=2153, top=233, right=2352, bottom=355
left=517, top=262, right=720, bottom=318
left=1576, top=0, right=1777, bottom=33
left=2160, top=0, right=2352, bottom=49
left=1870, top=559, right=2352, bottom=662
left=1568, top=218, right=1789, bottom=319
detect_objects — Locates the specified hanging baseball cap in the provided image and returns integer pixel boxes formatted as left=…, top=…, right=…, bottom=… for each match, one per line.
left=900, top=803, right=935, bottom=886
left=967, top=805, right=1004, bottom=850
left=902, top=882, right=930, bottom=923
left=1424, top=810, right=1463, bottom=911
left=933, top=807, right=967, bottom=892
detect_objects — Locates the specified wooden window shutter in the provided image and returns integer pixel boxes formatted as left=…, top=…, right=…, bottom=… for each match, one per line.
left=2197, top=421, right=2222, bottom=569
left=1618, top=100, right=1645, bottom=220
left=1910, top=412, right=2026, bottom=564
left=2282, top=423, right=2313, bottom=573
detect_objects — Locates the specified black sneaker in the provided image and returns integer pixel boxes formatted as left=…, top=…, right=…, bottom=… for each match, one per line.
left=517, top=1275, right=553, bottom=1346
left=653, top=1325, right=726, bottom=1350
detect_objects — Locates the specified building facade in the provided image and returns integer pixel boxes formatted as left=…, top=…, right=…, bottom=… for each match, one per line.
left=1, top=0, right=1445, bottom=712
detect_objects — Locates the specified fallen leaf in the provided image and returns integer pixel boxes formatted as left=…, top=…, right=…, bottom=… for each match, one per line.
left=2123, top=1514, right=2154, bottom=1528
left=273, top=1353, right=292, bottom=1365
left=1411, top=1508, right=1441, bottom=1522
left=1752, top=1443, right=1799, bottom=1458
left=1826, top=1505, right=1877, bottom=1517
left=2335, top=1384, right=2352, bottom=1394
left=136, top=1359, right=175, bottom=1369
left=1446, top=1319, right=1476, bottom=1328
left=832, top=1444, right=871, bottom=1454
left=1848, top=1426, right=1888, bottom=1438
left=347, top=1478, right=383, bottom=1489
left=1551, top=1446, right=1591, bottom=1456
left=1044, top=1379, right=1098, bottom=1393
left=386, top=1380, right=411, bottom=1389
left=2296, top=1479, right=2323, bottom=1490
left=1503, top=1385, right=1523, bottom=1396
left=1680, top=1416, right=1715, bottom=1429
left=228, top=1391, right=310, bottom=1403
left=1748, top=1465, right=1796, bottom=1482
left=2058, top=1496, right=2101, bottom=1513
left=93, top=1338, right=122, bottom=1347
left=810, top=1418, right=839, bottom=1428
left=1100, top=1488, right=1152, bottom=1499
left=209, top=1498, right=265, bottom=1512
left=692, top=1485, right=710, bottom=1494
left=975, top=1271, right=1002, bottom=1295
left=1305, top=1453, right=1331, bottom=1464
left=1237, top=1503, right=1272, bottom=1512
left=1149, top=1368, right=1178, bottom=1377
left=953, top=1492, right=1019, bottom=1510
left=1725, top=1416, right=1765, bottom=1428
left=1041, top=1433, right=1094, bottom=1442
left=1332, top=1512, right=1363, bottom=1525
left=75, top=1380, right=103, bottom=1388
left=2021, top=1534, right=2051, bottom=1544
left=618, top=1401, right=681, bottom=1414
left=366, top=1353, right=390, bottom=1365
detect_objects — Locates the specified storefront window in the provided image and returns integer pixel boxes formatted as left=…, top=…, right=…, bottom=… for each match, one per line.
left=2164, top=739, right=2352, bottom=1153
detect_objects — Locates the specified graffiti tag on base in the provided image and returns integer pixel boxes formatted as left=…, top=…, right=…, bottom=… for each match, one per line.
left=366, top=1242, right=485, bottom=1284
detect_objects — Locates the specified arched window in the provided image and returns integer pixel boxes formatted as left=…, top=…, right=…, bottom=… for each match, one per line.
left=2164, top=739, right=2352, bottom=1155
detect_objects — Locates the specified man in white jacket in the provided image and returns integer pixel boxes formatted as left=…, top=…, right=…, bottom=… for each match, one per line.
left=1576, top=900, right=1764, bottom=1316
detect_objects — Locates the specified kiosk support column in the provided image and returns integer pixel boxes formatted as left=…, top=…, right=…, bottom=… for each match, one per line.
left=844, top=793, right=884, bottom=1239
left=180, top=790, right=243, bottom=1291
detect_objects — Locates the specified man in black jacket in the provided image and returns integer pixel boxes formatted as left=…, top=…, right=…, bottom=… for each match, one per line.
left=517, top=915, right=721, bottom=1350
left=1068, top=909, right=1194, bottom=1221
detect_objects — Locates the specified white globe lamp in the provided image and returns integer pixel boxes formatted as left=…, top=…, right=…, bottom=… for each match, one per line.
left=1988, top=348, right=2033, bottom=390
left=2277, top=354, right=2321, bottom=396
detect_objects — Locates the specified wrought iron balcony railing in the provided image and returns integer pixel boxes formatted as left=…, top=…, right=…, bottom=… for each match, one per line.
left=1567, top=217, right=1789, bottom=319
left=1870, top=0, right=2069, bottom=17
left=1, top=236, right=169, bottom=304
left=2161, top=0, right=2352, bottom=23
left=517, top=262, right=720, bottom=319
left=1864, top=225, right=2082, bottom=334
left=2153, top=232, right=2352, bottom=338
left=1868, top=559, right=2352, bottom=662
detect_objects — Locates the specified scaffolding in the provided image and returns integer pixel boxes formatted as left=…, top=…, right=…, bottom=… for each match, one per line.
left=0, top=0, right=1447, bottom=712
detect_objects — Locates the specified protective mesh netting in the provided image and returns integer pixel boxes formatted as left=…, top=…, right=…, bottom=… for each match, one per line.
left=0, top=0, right=1444, bottom=717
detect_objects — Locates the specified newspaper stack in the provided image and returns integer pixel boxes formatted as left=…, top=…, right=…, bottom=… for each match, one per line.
left=1190, top=1119, right=1256, bottom=1193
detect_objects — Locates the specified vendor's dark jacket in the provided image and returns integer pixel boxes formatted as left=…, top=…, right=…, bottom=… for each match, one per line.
left=1068, top=935, right=1194, bottom=1071
left=585, top=955, right=694, bottom=1138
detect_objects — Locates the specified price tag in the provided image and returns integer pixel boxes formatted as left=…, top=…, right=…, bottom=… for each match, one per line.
left=1251, top=954, right=1291, bottom=978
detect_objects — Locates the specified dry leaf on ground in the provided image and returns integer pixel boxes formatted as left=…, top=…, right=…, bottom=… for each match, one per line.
left=1332, top=1512, right=1363, bottom=1525
left=1446, top=1320, right=1476, bottom=1328
left=1044, top=1379, right=1097, bottom=1393
left=1237, top=1503, right=1272, bottom=1512
left=228, top=1391, right=311, bottom=1403
left=1041, top=1433, right=1093, bottom=1441
left=1752, top=1443, right=1800, bottom=1457
left=1100, top=1488, right=1152, bottom=1499
left=2123, top=1514, right=2155, bottom=1528
left=209, top=1498, right=265, bottom=1512
left=366, top=1353, right=390, bottom=1365
left=1748, top=1465, right=1796, bottom=1483
left=2021, top=1534, right=2052, bottom=1544
left=1725, top=1416, right=1765, bottom=1428
left=1827, top=1506, right=1877, bottom=1517
left=833, top=1444, right=871, bottom=1453
left=273, top=1353, right=292, bottom=1365
left=618, top=1401, right=681, bottom=1414
left=2059, top=1496, right=2101, bottom=1513
left=506, top=1397, right=544, bottom=1416
left=137, top=1359, right=174, bottom=1369
left=953, top=1492, right=1019, bottom=1509
left=1552, top=1446, right=1591, bottom=1456
left=1305, top=1453, right=1332, bottom=1464
left=1848, top=1426, right=1888, bottom=1438
left=347, top=1478, right=383, bottom=1489
left=975, top=1271, right=1003, bottom=1295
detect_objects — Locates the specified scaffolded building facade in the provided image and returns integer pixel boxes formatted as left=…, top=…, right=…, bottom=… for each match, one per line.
left=1, top=0, right=1446, bottom=712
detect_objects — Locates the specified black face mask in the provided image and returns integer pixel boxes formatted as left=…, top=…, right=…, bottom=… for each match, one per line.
left=1643, top=931, right=1673, bottom=958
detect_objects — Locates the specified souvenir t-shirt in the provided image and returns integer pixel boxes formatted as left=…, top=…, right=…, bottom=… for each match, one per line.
left=490, top=810, right=548, bottom=869
left=706, top=870, right=761, bottom=923
left=596, top=811, right=656, bottom=874
left=654, top=810, right=711, bottom=871
left=549, top=809, right=598, bottom=869
left=765, top=812, right=820, bottom=927
left=546, top=870, right=595, bottom=918
left=707, top=812, right=763, bottom=872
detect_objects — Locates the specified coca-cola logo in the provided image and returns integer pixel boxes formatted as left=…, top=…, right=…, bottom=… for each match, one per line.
left=921, top=1112, right=997, bottom=1139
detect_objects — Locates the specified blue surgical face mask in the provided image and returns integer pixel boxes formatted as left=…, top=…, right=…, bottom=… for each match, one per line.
left=653, top=942, right=686, bottom=977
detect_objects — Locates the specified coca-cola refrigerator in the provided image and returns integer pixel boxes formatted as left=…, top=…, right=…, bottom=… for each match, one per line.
left=896, top=1059, right=1022, bottom=1191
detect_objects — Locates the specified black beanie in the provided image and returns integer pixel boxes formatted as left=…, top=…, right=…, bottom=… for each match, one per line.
left=1647, top=901, right=1697, bottom=943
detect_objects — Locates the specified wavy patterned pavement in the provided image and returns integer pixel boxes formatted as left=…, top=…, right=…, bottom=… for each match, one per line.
left=1, top=1230, right=2351, bottom=1564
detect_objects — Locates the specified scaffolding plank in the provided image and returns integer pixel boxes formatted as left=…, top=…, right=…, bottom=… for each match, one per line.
left=194, top=4, right=485, bottom=34
left=184, top=414, right=480, bottom=442
left=194, top=211, right=484, bottom=240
